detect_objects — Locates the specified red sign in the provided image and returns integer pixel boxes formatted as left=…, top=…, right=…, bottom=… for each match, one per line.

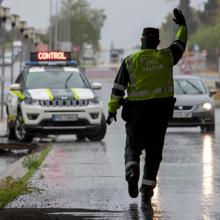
left=37, top=52, right=67, bottom=61
left=30, top=52, right=71, bottom=62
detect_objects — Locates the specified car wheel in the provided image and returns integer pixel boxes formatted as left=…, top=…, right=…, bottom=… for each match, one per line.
left=14, top=113, right=33, bottom=142
left=7, top=116, right=16, bottom=140
left=76, top=134, right=86, bottom=141
left=207, top=124, right=215, bottom=132
left=201, top=124, right=215, bottom=133
left=87, top=113, right=106, bottom=142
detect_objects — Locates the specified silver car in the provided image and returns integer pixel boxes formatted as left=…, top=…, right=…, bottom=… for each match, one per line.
left=169, top=75, right=215, bottom=133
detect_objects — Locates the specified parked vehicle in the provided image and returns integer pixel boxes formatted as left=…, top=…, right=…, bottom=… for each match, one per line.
left=6, top=51, right=106, bottom=142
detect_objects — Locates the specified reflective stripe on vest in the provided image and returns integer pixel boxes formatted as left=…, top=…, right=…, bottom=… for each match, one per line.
left=45, top=89, right=54, bottom=101
left=8, top=114, right=16, bottom=121
left=10, top=90, right=25, bottom=100
left=113, top=83, right=126, bottom=91
left=127, top=85, right=173, bottom=98
left=111, top=94, right=123, bottom=100
left=176, top=25, right=187, bottom=43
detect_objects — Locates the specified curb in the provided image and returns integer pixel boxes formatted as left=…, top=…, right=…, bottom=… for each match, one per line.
left=1, top=157, right=27, bottom=180
left=0, top=143, right=51, bottom=180
left=215, top=100, right=220, bottom=108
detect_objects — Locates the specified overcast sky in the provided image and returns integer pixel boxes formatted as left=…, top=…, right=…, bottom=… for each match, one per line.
left=2, top=0, right=205, bottom=49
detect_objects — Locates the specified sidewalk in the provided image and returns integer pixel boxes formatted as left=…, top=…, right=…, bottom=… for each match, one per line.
left=0, top=118, right=7, bottom=137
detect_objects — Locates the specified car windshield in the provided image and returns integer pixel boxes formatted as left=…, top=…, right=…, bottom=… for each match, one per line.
left=24, top=68, right=91, bottom=90
left=174, top=78, right=207, bottom=95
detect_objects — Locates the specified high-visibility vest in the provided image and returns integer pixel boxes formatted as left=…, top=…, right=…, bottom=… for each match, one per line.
left=125, top=48, right=174, bottom=101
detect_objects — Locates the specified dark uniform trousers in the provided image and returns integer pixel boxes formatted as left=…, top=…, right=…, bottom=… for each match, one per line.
left=123, top=97, right=176, bottom=196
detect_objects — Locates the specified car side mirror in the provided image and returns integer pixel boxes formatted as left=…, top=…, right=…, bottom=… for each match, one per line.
left=10, top=83, right=20, bottom=91
left=209, top=89, right=217, bottom=97
left=92, top=82, right=102, bottom=90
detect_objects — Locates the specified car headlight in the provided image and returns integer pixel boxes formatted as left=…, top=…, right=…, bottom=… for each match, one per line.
left=196, top=102, right=213, bottom=111
left=24, top=97, right=39, bottom=105
left=89, top=96, right=100, bottom=104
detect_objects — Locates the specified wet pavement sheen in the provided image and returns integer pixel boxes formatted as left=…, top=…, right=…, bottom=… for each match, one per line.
left=4, top=69, right=220, bottom=220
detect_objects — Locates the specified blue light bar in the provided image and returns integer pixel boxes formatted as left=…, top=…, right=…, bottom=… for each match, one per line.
left=67, top=60, right=77, bottom=66
left=25, top=60, right=78, bottom=66
left=26, top=61, right=39, bottom=66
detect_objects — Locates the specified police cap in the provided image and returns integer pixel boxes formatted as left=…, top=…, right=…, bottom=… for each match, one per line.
left=142, top=27, right=159, bottom=39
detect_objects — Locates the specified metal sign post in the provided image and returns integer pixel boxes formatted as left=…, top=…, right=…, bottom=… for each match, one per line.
left=0, top=22, right=5, bottom=120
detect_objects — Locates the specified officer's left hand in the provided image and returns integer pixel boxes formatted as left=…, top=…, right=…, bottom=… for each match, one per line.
left=106, top=112, right=117, bottom=125
left=173, top=8, right=186, bottom=26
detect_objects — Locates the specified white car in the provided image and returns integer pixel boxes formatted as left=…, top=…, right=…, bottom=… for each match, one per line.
left=6, top=52, right=106, bottom=142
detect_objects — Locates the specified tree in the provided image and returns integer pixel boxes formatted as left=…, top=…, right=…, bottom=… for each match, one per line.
left=202, top=0, right=218, bottom=24
left=57, top=0, right=106, bottom=51
left=190, top=23, right=220, bottom=65
left=160, top=13, right=176, bottom=47
left=160, top=0, right=198, bottom=46
left=178, top=0, right=197, bottom=34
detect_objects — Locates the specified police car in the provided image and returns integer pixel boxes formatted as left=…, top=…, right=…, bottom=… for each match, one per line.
left=6, top=51, right=106, bottom=142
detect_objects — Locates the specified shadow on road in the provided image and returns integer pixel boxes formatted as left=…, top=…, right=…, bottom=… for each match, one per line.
left=0, top=206, right=164, bottom=220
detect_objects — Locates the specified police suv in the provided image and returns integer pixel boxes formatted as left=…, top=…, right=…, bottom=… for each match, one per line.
left=6, top=52, right=106, bottom=142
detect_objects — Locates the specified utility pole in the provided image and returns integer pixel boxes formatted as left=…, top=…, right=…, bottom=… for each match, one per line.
left=0, top=1, right=3, bottom=121
left=10, top=14, right=20, bottom=84
left=54, top=0, right=59, bottom=50
left=0, top=7, right=10, bottom=121
left=0, top=21, right=5, bottom=121
left=49, top=0, right=53, bottom=50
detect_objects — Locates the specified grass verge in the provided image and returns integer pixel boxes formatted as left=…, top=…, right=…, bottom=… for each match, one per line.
left=0, top=144, right=52, bottom=209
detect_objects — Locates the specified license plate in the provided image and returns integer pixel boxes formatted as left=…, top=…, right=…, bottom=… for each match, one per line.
left=52, top=114, right=78, bottom=121
left=173, top=111, right=192, bottom=118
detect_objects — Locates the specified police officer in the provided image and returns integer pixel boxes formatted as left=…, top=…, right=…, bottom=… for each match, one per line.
left=106, top=8, right=187, bottom=211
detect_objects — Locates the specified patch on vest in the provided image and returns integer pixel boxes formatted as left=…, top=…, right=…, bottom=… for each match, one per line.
left=142, top=64, right=164, bottom=72
left=140, top=57, right=164, bottom=72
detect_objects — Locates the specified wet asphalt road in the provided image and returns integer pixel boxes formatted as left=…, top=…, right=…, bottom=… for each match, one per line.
left=3, top=66, right=220, bottom=219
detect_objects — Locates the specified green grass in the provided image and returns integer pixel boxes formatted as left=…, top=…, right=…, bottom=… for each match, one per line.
left=0, top=144, right=52, bottom=208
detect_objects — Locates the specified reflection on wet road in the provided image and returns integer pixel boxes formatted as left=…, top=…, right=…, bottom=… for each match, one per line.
left=4, top=77, right=220, bottom=220
left=202, top=135, right=215, bottom=197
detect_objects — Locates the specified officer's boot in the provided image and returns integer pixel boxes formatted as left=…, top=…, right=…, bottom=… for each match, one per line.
left=140, top=185, right=154, bottom=215
left=126, top=165, right=140, bottom=198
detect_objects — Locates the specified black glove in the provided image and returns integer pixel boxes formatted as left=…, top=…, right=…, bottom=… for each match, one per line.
left=106, top=112, right=117, bottom=125
left=173, top=8, right=186, bottom=26
left=119, top=98, right=125, bottom=106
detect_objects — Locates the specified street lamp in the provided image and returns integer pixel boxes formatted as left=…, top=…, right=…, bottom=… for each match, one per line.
left=19, top=20, right=27, bottom=34
left=0, top=6, right=10, bottom=22
left=22, top=27, right=31, bottom=61
left=33, top=35, right=41, bottom=51
left=10, top=14, right=20, bottom=84
left=26, top=27, right=35, bottom=56
left=18, top=20, right=27, bottom=71
left=0, top=6, right=10, bottom=120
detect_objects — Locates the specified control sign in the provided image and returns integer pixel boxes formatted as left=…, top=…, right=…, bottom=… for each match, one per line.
left=31, top=52, right=71, bottom=62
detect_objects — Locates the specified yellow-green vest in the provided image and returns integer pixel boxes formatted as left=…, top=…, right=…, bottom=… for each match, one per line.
left=125, top=48, right=174, bottom=101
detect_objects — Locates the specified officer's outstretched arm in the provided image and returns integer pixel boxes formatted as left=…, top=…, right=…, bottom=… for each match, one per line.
left=169, top=8, right=188, bottom=65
